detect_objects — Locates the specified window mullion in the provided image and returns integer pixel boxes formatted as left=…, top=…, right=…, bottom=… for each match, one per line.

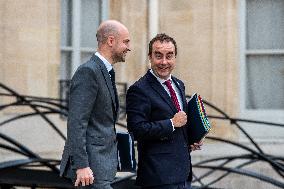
left=71, top=0, right=81, bottom=76
left=240, top=0, right=247, bottom=112
left=101, top=0, right=109, bottom=21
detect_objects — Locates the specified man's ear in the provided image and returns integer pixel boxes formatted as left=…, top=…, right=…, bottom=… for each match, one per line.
left=107, top=36, right=115, bottom=47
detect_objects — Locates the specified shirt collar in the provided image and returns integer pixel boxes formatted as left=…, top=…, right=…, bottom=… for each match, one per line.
left=149, top=69, right=172, bottom=84
left=95, top=52, right=113, bottom=72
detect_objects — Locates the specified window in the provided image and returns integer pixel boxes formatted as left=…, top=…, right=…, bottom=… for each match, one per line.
left=240, top=0, right=284, bottom=114
left=60, top=0, right=109, bottom=80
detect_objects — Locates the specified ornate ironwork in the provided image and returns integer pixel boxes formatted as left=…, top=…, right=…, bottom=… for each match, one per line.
left=0, top=82, right=283, bottom=188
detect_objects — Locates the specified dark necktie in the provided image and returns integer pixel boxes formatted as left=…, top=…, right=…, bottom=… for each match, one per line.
left=164, top=79, right=181, bottom=111
left=109, top=69, right=119, bottom=113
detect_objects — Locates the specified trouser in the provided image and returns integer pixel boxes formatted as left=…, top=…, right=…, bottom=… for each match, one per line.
left=74, top=181, right=113, bottom=189
left=70, top=175, right=113, bottom=189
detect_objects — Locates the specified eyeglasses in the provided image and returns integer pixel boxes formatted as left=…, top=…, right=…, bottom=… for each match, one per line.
left=153, top=52, right=175, bottom=61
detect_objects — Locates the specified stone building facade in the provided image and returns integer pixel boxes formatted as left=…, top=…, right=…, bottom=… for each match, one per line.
left=0, top=1, right=283, bottom=188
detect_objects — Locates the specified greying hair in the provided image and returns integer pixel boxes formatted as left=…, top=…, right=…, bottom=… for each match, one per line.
left=96, top=24, right=119, bottom=46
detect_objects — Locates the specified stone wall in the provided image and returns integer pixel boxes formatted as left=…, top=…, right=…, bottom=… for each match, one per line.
left=0, top=0, right=60, bottom=99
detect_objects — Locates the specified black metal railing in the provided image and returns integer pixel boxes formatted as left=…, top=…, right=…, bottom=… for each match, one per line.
left=0, top=82, right=132, bottom=189
left=0, top=82, right=284, bottom=189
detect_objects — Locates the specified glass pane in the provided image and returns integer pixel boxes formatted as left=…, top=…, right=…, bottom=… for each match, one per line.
left=61, top=0, right=72, bottom=46
left=246, top=55, right=284, bottom=109
left=81, top=52, right=93, bottom=64
left=60, top=51, right=72, bottom=80
left=81, top=0, right=100, bottom=48
left=247, top=0, right=284, bottom=49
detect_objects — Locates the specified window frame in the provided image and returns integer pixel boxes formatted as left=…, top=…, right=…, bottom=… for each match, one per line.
left=239, top=0, right=284, bottom=121
left=60, top=0, right=109, bottom=78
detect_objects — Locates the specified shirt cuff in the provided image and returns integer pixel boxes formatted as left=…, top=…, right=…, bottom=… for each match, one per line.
left=170, top=119, right=175, bottom=131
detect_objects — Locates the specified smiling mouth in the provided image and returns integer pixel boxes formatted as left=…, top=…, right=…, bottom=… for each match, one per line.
left=158, top=67, right=169, bottom=71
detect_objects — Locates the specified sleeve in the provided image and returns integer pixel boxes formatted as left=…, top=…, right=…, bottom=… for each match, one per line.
left=67, top=67, right=98, bottom=169
left=126, top=85, right=173, bottom=141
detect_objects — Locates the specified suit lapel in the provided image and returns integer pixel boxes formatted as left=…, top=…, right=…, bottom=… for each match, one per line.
left=91, top=55, right=117, bottom=113
left=172, top=77, right=187, bottom=111
left=146, top=71, right=177, bottom=113
left=172, top=77, right=189, bottom=141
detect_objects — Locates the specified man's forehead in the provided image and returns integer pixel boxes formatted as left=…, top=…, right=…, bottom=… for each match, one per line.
left=122, top=34, right=130, bottom=40
left=153, top=41, right=175, bottom=52
left=118, top=27, right=130, bottom=38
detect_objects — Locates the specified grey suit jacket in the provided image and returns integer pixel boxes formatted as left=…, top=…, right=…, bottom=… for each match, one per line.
left=60, top=54, right=119, bottom=182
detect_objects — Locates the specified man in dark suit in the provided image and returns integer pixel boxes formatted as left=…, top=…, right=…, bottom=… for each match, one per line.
left=126, top=33, right=202, bottom=189
left=60, top=20, right=131, bottom=189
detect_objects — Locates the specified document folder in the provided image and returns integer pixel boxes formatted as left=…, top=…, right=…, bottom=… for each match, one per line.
left=116, top=132, right=136, bottom=172
left=187, top=93, right=211, bottom=144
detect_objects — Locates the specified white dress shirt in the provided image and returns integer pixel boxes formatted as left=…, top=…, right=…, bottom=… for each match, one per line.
left=95, top=52, right=113, bottom=75
left=149, top=69, right=183, bottom=111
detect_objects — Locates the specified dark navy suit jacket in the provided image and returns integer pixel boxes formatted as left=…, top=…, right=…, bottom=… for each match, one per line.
left=126, top=70, right=192, bottom=187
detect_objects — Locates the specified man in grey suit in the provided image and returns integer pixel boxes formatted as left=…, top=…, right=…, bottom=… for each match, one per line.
left=60, top=20, right=131, bottom=189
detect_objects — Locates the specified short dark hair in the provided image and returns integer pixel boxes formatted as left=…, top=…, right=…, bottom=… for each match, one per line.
left=148, top=33, right=177, bottom=57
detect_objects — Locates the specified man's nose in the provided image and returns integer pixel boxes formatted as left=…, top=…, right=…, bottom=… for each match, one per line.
left=161, top=57, right=168, bottom=64
left=126, top=43, right=131, bottom=51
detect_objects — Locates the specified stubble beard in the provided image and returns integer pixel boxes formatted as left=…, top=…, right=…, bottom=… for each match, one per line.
left=112, top=50, right=125, bottom=63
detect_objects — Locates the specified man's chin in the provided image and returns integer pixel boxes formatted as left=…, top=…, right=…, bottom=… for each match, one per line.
left=157, top=72, right=169, bottom=80
left=113, top=57, right=125, bottom=63
left=119, top=53, right=127, bottom=62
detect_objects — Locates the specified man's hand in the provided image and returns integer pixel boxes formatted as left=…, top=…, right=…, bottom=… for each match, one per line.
left=190, top=140, right=203, bottom=151
left=75, top=167, right=94, bottom=187
left=172, top=111, right=187, bottom=128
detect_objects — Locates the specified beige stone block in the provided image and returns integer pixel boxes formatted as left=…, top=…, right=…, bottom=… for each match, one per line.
left=1, top=62, right=31, bottom=114
left=2, top=62, right=28, bottom=94
left=0, top=2, right=4, bottom=86
left=27, top=63, right=48, bottom=96
left=209, top=119, right=238, bottom=141
left=160, top=0, right=214, bottom=97
left=110, top=0, right=148, bottom=84
left=1, top=0, right=60, bottom=89
left=0, top=0, right=60, bottom=115
left=210, top=0, right=239, bottom=117
left=47, top=63, right=60, bottom=98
